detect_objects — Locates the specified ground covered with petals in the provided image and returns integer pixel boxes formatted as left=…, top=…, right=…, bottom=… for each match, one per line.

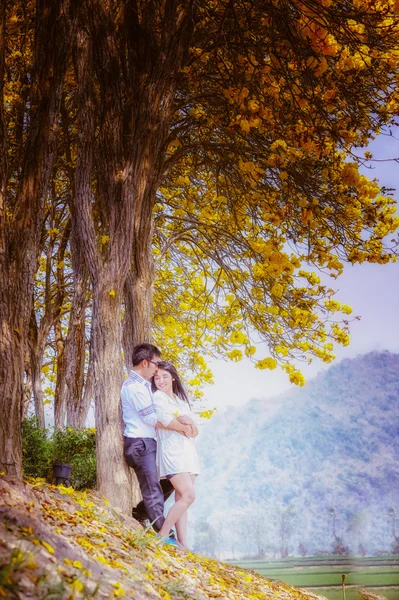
left=0, top=477, right=329, bottom=599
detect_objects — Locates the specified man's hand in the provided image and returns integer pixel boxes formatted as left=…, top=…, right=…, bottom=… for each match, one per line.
left=178, top=415, right=198, bottom=437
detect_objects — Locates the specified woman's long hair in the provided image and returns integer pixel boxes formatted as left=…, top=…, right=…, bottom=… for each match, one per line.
left=152, top=361, right=190, bottom=406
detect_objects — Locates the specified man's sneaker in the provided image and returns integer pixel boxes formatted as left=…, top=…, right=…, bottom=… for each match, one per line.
left=132, top=508, right=149, bottom=527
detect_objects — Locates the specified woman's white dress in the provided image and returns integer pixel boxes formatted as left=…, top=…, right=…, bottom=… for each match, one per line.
left=153, top=390, right=200, bottom=478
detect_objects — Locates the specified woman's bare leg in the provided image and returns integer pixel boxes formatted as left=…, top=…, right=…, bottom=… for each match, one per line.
left=175, top=475, right=196, bottom=549
left=158, top=473, right=195, bottom=541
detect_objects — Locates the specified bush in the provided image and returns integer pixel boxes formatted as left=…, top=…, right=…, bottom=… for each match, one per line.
left=22, top=417, right=52, bottom=479
left=52, top=427, right=97, bottom=490
left=21, top=419, right=97, bottom=490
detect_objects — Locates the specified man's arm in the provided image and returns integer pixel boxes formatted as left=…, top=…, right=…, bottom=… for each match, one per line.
left=125, top=385, right=158, bottom=426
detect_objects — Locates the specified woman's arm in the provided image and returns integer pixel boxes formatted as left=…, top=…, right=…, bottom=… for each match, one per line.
left=153, top=391, right=193, bottom=437
left=176, top=415, right=199, bottom=437
left=156, top=418, right=194, bottom=437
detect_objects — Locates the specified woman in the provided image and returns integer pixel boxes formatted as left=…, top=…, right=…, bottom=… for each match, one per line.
left=152, top=361, right=200, bottom=549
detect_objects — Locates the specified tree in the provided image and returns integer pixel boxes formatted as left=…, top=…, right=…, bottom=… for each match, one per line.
left=347, top=511, right=370, bottom=555
left=298, top=543, right=307, bottom=558
left=2, top=0, right=399, bottom=512
left=328, top=506, right=348, bottom=555
left=279, top=505, right=296, bottom=557
left=193, top=519, right=218, bottom=557
left=0, top=0, right=73, bottom=477
left=388, top=507, right=399, bottom=554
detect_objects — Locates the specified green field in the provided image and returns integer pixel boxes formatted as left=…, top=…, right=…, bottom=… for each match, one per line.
left=230, top=556, right=399, bottom=600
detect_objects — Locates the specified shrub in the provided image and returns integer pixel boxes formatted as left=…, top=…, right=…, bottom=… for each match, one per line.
left=21, top=419, right=97, bottom=490
left=52, top=427, right=97, bottom=490
left=22, top=417, right=52, bottom=479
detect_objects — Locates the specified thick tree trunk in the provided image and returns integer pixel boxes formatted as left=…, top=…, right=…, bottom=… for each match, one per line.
left=0, top=0, right=23, bottom=477
left=0, top=303, right=24, bottom=477
left=92, top=283, right=131, bottom=511
left=122, top=266, right=153, bottom=371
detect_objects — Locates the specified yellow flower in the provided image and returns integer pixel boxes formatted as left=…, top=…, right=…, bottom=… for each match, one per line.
left=255, top=357, right=277, bottom=370
left=70, top=579, right=84, bottom=593
left=341, top=304, right=352, bottom=315
left=113, top=582, right=125, bottom=597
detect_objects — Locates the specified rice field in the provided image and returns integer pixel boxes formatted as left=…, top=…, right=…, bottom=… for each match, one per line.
left=230, top=556, right=399, bottom=600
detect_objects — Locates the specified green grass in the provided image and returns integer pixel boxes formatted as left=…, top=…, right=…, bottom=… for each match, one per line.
left=231, top=556, right=399, bottom=600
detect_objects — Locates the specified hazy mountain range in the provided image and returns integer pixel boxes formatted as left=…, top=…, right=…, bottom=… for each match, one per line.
left=191, top=351, right=399, bottom=556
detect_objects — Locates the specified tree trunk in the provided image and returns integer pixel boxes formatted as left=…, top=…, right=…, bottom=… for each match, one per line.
left=64, top=222, right=90, bottom=429
left=122, top=265, right=153, bottom=371
left=28, top=307, right=49, bottom=428
left=54, top=317, right=67, bottom=428
left=0, top=0, right=23, bottom=478
left=23, top=350, right=33, bottom=419
left=67, top=345, right=93, bottom=429
left=30, top=347, right=46, bottom=428
left=92, top=282, right=131, bottom=511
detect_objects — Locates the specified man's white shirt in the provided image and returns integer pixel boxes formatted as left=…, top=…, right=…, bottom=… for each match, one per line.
left=121, top=370, right=171, bottom=439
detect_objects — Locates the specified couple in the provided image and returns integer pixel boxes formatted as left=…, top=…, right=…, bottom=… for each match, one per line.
left=121, top=343, right=200, bottom=549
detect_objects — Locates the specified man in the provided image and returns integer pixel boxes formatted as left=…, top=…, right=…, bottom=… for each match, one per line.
left=121, top=343, right=197, bottom=542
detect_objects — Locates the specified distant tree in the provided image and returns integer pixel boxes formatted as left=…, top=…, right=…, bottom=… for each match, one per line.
left=222, top=511, right=244, bottom=559
left=298, top=543, right=307, bottom=558
left=194, top=520, right=217, bottom=557
left=347, top=511, right=370, bottom=555
left=329, top=507, right=349, bottom=555
left=388, top=508, right=399, bottom=554
left=279, top=505, right=296, bottom=558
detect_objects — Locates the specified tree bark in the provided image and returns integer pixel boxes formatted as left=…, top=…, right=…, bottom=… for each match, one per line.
left=54, top=317, right=67, bottom=429
left=67, top=342, right=93, bottom=429
left=64, top=271, right=90, bottom=428
left=0, top=0, right=73, bottom=477
left=59, top=95, right=91, bottom=430
left=23, top=350, right=32, bottom=419
left=122, top=262, right=153, bottom=371
left=28, top=298, right=51, bottom=429
left=92, top=284, right=131, bottom=509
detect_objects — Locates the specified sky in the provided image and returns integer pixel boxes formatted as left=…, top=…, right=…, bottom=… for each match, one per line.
left=202, top=130, right=399, bottom=411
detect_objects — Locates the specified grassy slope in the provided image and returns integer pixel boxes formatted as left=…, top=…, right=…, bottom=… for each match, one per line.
left=0, top=477, right=330, bottom=600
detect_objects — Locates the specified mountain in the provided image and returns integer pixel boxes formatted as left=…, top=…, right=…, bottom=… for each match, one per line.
left=191, top=351, right=399, bottom=556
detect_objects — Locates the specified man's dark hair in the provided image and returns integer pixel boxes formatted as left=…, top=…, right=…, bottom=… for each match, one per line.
left=132, top=343, right=161, bottom=366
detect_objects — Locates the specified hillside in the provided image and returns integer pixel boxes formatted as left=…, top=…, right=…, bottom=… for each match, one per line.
left=193, top=351, right=399, bottom=556
left=1, top=477, right=327, bottom=600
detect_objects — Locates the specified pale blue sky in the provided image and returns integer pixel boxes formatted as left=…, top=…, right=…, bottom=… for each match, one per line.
left=204, top=131, right=399, bottom=410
